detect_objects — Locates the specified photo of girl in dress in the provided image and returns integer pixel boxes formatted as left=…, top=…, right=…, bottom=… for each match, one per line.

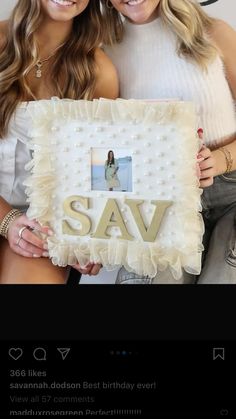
left=105, top=150, right=120, bottom=191
left=91, top=148, right=132, bottom=192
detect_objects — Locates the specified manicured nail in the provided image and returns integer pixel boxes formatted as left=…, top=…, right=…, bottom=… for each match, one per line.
left=43, top=244, right=48, bottom=250
left=43, top=252, right=49, bottom=257
left=33, top=254, right=41, bottom=258
left=48, top=230, right=54, bottom=236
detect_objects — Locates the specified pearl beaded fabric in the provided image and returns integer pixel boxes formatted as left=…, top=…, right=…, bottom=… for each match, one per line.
left=23, top=98, right=203, bottom=279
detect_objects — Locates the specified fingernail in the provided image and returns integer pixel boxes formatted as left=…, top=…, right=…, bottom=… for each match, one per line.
left=33, top=254, right=41, bottom=258
left=197, top=157, right=205, bottom=163
left=43, top=252, right=49, bottom=257
left=48, top=230, right=54, bottom=236
left=43, top=244, right=48, bottom=250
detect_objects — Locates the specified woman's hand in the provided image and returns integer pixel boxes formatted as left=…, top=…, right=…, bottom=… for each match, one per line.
left=7, top=214, right=52, bottom=258
left=196, top=128, right=216, bottom=188
left=197, top=146, right=216, bottom=188
left=72, top=262, right=102, bottom=276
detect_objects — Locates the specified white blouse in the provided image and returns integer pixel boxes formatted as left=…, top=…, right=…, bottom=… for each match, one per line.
left=0, top=103, right=33, bottom=210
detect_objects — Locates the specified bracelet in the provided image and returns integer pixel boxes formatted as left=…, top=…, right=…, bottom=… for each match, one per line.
left=218, top=146, right=233, bottom=173
left=0, top=209, right=23, bottom=239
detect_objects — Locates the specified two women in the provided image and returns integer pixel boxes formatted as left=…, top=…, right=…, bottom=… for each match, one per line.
left=0, top=0, right=118, bottom=283
left=1, top=0, right=236, bottom=284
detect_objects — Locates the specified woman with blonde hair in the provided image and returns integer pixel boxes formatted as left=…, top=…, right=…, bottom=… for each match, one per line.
left=0, top=0, right=118, bottom=284
left=101, top=0, right=236, bottom=284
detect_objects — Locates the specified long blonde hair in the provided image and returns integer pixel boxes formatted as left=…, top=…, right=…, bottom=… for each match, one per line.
left=0, top=0, right=104, bottom=138
left=102, top=0, right=217, bottom=68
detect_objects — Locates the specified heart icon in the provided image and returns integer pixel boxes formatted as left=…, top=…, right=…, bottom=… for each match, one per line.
left=8, top=348, right=23, bottom=361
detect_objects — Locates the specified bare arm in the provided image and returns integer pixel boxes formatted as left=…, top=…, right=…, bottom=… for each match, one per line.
left=0, top=196, right=12, bottom=221
left=209, top=20, right=236, bottom=175
left=198, top=20, right=236, bottom=186
left=93, top=48, right=119, bottom=100
left=210, top=20, right=236, bottom=96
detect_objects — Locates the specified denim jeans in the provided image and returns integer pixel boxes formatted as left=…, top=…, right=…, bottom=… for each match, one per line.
left=115, top=171, right=236, bottom=284
left=197, top=171, right=236, bottom=284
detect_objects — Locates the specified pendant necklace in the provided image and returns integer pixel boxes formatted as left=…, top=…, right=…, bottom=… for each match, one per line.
left=35, top=42, right=65, bottom=78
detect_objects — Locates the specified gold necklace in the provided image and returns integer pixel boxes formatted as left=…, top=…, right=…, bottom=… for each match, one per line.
left=35, top=43, right=65, bottom=78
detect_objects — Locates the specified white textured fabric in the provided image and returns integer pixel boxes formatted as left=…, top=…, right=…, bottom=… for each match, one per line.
left=104, top=18, right=236, bottom=146
left=0, top=103, right=33, bottom=210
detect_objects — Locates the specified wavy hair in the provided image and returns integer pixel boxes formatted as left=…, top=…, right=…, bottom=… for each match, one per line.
left=0, top=0, right=104, bottom=138
left=107, top=150, right=115, bottom=165
left=101, top=0, right=217, bottom=68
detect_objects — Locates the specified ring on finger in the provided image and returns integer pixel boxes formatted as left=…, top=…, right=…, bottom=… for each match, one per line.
left=16, top=237, right=22, bottom=246
left=18, top=226, right=28, bottom=239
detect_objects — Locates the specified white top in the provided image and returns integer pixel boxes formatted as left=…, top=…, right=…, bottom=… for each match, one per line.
left=0, top=102, right=33, bottom=210
left=104, top=18, right=236, bottom=145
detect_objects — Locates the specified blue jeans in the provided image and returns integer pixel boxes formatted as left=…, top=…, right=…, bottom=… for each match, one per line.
left=197, top=171, right=236, bottom=284
left=115, top=171, right=236, bottom=284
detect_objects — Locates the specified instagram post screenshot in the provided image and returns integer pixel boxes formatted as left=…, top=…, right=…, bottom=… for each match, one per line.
left=0, top=0, right=236, bottom=417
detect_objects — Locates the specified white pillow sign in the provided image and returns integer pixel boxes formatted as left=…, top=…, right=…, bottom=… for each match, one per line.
left=25, top=99, right=204, bottom=279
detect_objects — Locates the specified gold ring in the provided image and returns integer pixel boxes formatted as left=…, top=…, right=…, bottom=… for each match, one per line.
left=18, top=226, right=28, bottom=239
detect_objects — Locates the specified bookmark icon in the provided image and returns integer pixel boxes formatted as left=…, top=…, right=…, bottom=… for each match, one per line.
left=57, top=348, right=71, bottom=360
left=213, top=348, right=225, bottom=361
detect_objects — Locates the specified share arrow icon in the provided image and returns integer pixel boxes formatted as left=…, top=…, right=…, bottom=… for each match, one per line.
left=57, top=348, right=71, bottom=360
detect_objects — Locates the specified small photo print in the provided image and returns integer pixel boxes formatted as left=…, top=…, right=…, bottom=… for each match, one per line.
left=91, top=148, right=133, bottom=192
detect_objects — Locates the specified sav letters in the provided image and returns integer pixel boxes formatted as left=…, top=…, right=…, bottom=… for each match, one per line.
left=62, top=196, right=172, bottom=243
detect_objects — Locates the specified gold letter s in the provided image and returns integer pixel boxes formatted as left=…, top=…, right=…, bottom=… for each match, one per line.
left=62, top=195, right=91, bottom=236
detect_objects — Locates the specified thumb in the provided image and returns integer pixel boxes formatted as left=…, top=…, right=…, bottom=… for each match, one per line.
left=197, top=128, right=206, bottom=152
